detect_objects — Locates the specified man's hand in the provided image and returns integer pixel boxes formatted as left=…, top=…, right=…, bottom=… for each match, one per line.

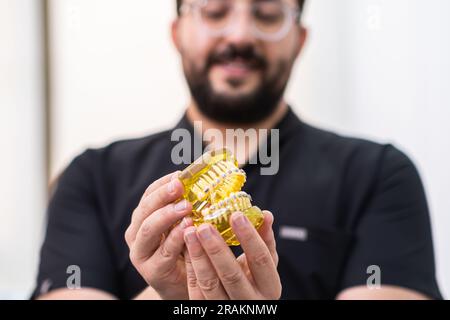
left=125, top=171, right=193, bottom=300
left=183, top=210, right=282, bottom=300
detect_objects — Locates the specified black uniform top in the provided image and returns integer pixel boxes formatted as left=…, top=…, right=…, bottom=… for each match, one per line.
left=32, top=108, right=442, bottom=299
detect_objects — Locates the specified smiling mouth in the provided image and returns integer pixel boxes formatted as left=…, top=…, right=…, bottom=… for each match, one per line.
left=213, top=58, right=261, bottom=78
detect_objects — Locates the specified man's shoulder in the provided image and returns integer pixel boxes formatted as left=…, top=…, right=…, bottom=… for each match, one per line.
left=69, top=128, right=175, bottom=174
left=297, top=121, right=382, bottom=158
left=296, top=120, right=416, bottom=178
left=99, top=129, right=173, bottom=157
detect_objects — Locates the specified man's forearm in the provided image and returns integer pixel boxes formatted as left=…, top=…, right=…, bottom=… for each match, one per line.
left=38, top=286, right=162, bottom=300
left=37, top=288, right=117, bottom=300
left=336, top=285, right=431, bottom=300
left=133, top=286, right=163, bottom=300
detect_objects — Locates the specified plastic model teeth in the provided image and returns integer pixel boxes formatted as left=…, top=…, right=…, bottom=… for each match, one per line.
left=178, top=148, right=264, bottom=246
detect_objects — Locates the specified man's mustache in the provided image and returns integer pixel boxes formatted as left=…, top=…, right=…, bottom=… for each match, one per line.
left=206, top=45, right=267, bottom=71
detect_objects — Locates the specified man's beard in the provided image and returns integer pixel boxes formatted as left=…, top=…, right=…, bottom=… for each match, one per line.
left=183, top=44, right=290, bottom=124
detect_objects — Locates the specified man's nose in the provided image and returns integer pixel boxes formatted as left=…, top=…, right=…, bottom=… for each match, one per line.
left=224, top=6, right=257, bottom=45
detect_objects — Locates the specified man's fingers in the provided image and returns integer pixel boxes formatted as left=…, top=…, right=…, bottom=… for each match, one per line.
left=184, top=247, right=206, bottom=300
left=194, top=224, right=254, bottom=299
left=256, top=210, right=279, bottom=266
left=142, top=171, right=180, bottom=200
left=135, top=175, right=184, bottom=225
left=231, top=212, right=281, bottom=299
left=126, top=173, right=184, bottom=244
left=145, top=217, right=193, bottom=282
left=184, top=226, right=229, bottom=300
left=131, top=200, right=192, bottom=262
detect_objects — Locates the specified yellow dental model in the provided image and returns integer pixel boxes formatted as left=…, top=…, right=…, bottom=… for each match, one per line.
left=178, top=148, right=264, bottom=246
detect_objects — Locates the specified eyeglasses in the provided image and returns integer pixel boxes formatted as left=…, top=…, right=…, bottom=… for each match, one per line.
left=180, top=0, right=301, bottom=42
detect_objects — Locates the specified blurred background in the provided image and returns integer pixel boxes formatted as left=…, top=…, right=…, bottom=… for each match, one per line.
left=1, top=0, right=449, bottom=299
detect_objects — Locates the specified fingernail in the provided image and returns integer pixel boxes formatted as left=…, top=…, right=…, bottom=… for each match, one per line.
left=184, top=230, right=198, bottom=244
left=167, top=180, right=177, bottom=194
left=198, top=224, right=213, bottom=240
left=181, top=217, right=191, bottom=229
left=174, top=200, right=187, bottom=212
left=233, top=213, right=249, bottom=229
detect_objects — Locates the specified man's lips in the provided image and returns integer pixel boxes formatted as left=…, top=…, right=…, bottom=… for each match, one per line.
left=212, top=59, right=260, bottom=78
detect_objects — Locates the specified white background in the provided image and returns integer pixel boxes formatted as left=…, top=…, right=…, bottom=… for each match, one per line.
left=1, top=0, right=449, bottom=299
left=0, top=0, right=46, bottom=299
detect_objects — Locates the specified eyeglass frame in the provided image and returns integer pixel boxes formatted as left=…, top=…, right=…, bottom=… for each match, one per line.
left=179, top=0, right=302, bottom=42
